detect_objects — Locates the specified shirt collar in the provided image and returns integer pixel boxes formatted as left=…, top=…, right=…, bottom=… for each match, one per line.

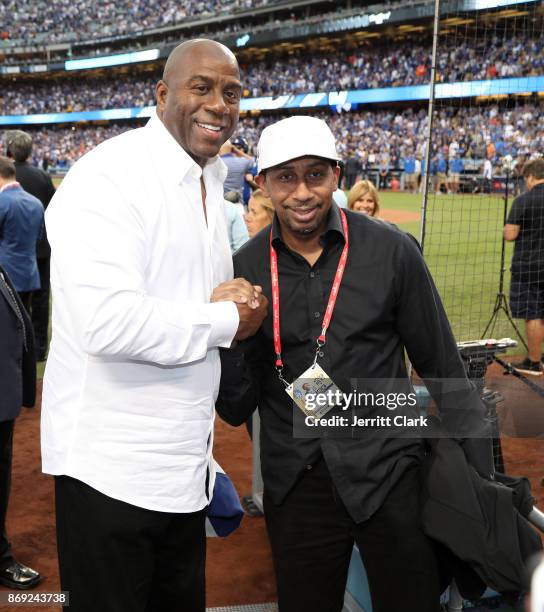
left=0, top=181, right=20, bottom=193
left=146, top=112, right=227, bottom=185
left=271, top=203, right=346, bottom=248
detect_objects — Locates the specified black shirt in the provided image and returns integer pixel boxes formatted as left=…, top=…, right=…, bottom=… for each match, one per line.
left=14, top=161, right=56, bottom=259
left=507, top=183, right=544, bottom=278
left=217, top=206, right=489, bottom=523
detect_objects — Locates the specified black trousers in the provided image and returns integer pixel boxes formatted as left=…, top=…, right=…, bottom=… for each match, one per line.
left=55, top=476, right=207, bottom=612
left=264, top=459, right=441, bottom=612
left=0, top=420, right=14, bottom=571
left=31, top=257, right=50, bottom=359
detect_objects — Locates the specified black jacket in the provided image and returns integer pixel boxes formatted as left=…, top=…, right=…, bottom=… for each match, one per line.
left=0, top=265, right=36, bottom=420
left=14, top=161, right=55, bottom=259
left=421, top=432, right=542, bottom=598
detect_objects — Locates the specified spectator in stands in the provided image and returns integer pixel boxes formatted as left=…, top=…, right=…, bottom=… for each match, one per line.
left=378, top=153, right=390, bottom=190
left=220, top=138, right=255, bottom=200
left=347, top=180, right=380, bottom=217
left=504, top=157, right=544, bottom=375
left=403, top=151, right=417, bottom=193
left=224, top=199, right=249, bottom=252
left=244, top=189, right=274, bottom=237
left=414, top=154, right=422, bottom=192
left=482, top=157, right=493, bottom=194
left=332, top=161, right=348, bottom=209
left=513, top=154, right=527, bottom=196
left=0, top=157, right=44, bottom=312
left=448, top=154, right=464, bottom=194
left=5, top=130, right=55, bottom=361
left=231, top=136, right=258, bottom=205
left=435, top=153, right=448, bottom=195
left=0, top=265, right=41, bottom=590
left=343, top=152, right=361, bottom=190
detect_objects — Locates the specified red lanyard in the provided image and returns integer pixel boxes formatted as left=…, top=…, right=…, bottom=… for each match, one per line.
left=269, top=209, right=349, bottom=385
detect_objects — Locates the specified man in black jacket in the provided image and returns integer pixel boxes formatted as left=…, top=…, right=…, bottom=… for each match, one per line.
left=6, top=130, right=55, bottom=362
left=217, top=115, right=493, bottom=612
left=0, top=265, right=41, bottom=588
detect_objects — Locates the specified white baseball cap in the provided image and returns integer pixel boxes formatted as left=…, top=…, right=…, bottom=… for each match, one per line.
left=257, top=115, right=341, bottom=173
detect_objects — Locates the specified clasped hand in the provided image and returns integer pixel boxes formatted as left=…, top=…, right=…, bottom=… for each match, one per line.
left=211, top=278, right=268, bottom=341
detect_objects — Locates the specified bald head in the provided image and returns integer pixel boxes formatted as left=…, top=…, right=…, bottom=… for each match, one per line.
left=162, top=39, right=239, bottom=85
left=155, top=38, right=242, bottom=167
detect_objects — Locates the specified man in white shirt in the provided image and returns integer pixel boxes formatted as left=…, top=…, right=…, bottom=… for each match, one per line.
left=42, top=39, right=267, bottom=612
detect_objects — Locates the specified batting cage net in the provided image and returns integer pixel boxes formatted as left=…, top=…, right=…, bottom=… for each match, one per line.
left=420, top=0, right=544, bottom=347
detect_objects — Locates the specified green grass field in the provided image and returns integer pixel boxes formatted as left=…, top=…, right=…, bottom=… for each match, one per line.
left=378, top=191, right=521, bottom=347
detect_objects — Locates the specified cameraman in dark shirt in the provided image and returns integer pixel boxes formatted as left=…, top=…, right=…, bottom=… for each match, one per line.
left=504, top=158, right=544, bottom=375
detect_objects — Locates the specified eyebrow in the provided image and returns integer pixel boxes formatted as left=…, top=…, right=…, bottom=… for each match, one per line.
left=272, top=161, right=331, bottom=172
left=188, top=75, right=242, bottom=90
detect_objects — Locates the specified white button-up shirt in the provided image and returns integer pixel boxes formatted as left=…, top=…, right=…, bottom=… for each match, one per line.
left=42, top=113, right=239, bottom=512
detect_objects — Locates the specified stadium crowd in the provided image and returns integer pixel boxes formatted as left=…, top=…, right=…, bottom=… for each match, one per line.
left=0, top=0, right=278, bottom=44
left=9, top=103, right=541, bottom=172
left=2, top=33, right=542, bottom=115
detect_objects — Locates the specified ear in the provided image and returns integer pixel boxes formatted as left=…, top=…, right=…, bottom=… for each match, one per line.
left=333, top=164, right=341, bottom=188
left=155, top=80, right=168, bottom=116
left=255, top=173, right=268, bottom=195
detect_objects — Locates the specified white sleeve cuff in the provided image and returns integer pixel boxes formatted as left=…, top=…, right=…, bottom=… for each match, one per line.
left=205, top=301, right=239, bottom=349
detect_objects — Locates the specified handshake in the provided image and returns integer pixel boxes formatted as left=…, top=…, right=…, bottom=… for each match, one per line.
left=211, top=278, right=268, bottom=341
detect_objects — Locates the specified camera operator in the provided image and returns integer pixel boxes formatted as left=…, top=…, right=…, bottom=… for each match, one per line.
left=504, top=158, right=544, bottom=375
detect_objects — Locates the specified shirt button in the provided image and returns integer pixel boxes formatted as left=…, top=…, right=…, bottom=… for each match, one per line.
left=314, top=311, right=320, bottom=318
left=306, top=464, right=313, bottom=470
left=309, top=271, right=315, bottom=278
left=318, top=351, right=324, bottom=357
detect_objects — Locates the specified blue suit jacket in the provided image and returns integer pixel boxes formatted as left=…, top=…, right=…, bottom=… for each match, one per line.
left=0, top=184, right=44, bottom=292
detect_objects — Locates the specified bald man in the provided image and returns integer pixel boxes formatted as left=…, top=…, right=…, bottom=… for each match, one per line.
left=42, top=39, right=267, bottom=612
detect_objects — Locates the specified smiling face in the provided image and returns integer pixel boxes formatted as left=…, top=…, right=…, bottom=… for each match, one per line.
left=256, top=156, right=339, bottom=241
left=352, top=191, right=377, bottom=216
left=156, top=41, right=241, bottom=167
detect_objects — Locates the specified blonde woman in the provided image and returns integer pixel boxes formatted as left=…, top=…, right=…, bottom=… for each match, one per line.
left=348, top=180, right=380, bottom=217
left=244, top=189, right=275, bottom=237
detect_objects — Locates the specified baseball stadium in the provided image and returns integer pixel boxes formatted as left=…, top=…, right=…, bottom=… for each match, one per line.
left=0, top=0, right=543, bottom=610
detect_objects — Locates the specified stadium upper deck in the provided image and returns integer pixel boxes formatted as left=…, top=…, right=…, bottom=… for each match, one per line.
left=2, top=0, right=539, bottom=68
left=2, top=31, right=542, bottom=117
left=0, top=0, right=542, bottom=168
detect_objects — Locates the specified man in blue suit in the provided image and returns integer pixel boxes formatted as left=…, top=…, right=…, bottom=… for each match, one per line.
left=0, top=157, right=44, bottom=312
